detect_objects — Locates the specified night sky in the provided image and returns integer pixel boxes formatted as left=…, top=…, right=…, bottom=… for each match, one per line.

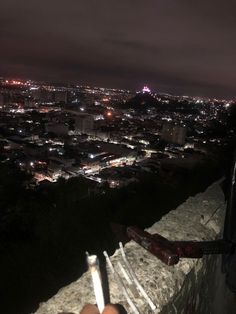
left=0, top=0, right=235, bottom=98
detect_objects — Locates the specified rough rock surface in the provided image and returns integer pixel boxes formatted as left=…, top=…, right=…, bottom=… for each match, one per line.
left=34, top=181, right=226, bottom=314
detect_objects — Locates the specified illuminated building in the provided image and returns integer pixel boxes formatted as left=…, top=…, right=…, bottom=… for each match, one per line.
left=142, top=86, right=151, bottom=93
left=32, top=88, right=54, bottom=103
left=161, top=123, right=186, bottom=145
left=75, top=114, right=94, bottom=134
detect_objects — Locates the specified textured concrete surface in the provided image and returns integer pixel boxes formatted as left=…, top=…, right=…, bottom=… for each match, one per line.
left=34, top=181, right=229, bottom=314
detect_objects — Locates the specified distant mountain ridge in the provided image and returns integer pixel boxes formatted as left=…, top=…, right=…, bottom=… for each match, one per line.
left=120, top=92, right=162, bottom=110
left=119, top=91, right=199, bottom=114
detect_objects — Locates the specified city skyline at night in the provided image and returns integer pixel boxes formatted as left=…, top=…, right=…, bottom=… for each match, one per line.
left=1, top=2, right=236, bottom=313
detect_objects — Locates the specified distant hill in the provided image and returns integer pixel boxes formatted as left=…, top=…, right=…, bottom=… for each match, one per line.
left=120, top=92, right=162, bottom=111
left=119, top=92, right=199, bottom=114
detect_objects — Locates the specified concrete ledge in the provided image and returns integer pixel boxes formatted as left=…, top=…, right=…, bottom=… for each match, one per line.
left=34, top=180, right=226, bottom=314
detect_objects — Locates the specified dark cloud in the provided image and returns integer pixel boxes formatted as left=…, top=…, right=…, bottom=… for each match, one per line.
left=0, top=0, right=235, bottom=98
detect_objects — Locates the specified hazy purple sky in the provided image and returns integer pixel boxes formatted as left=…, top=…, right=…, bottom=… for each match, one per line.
left=0, top=0, right=235, bottom=98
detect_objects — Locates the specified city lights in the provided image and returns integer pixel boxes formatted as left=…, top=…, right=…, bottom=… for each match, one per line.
left=0, top=75, right=234, bottom=187
left=142, top=86, right=151, bottom=93
left=1, top=1, right=236, bottom=313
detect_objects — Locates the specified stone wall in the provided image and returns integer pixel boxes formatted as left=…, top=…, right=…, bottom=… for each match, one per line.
left=34, top=180, right=231, bottom=314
